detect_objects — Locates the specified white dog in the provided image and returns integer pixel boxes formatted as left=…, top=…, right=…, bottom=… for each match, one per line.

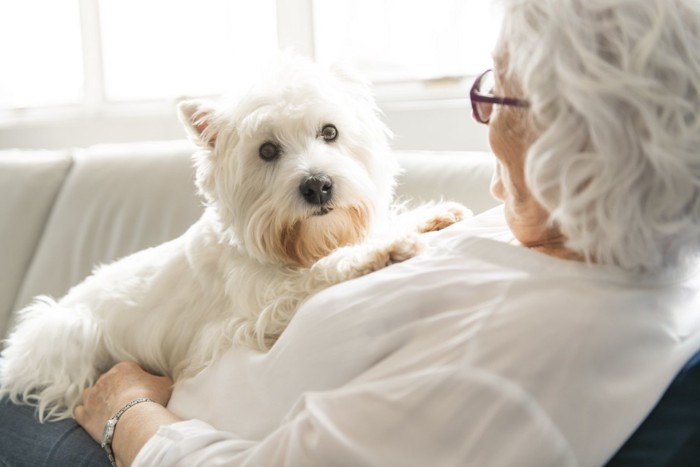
left=0, top=56, right=469, bottom=421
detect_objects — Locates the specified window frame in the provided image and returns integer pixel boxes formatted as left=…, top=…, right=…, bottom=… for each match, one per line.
left=0, top=0, right=489, bottom=152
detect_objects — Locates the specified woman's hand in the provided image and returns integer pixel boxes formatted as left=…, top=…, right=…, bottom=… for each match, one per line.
left=74, top=361, right=174, bottom=446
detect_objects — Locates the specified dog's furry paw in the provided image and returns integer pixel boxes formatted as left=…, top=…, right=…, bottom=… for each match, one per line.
left=417, top=202, right=472, bottom=233
left=306, top=232, right=424, bottom=289
left=387, top=233, right=424, bottom=263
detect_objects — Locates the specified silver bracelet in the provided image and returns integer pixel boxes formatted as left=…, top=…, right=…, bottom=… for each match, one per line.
left=101, top=397, right=155, bottom=466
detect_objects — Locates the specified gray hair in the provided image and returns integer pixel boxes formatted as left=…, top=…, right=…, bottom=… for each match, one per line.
left=497, top=0, right=700, bottom=273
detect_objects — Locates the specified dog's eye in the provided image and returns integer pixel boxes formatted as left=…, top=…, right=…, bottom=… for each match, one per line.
left=259, top=142, right=280, bottom=161
left=320, top=124, right=338, bottom=142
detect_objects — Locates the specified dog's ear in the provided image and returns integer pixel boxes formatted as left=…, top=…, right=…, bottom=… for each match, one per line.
left=177, top=99, right=217, bottom=148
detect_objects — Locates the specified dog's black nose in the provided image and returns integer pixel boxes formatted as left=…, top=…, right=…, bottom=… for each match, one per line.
left=299, top=175, right=333, bottom=205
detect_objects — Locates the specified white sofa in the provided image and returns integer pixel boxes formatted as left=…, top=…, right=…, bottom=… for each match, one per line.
left=0, top=140, right=498, bottom=341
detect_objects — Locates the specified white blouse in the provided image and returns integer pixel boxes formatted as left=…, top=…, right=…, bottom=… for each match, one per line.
left=134, top=207, right=700, bottom=467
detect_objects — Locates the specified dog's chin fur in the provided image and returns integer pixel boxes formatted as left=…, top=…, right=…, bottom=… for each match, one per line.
left=0, top=54, right=471, bottom=422
left=274, top=204, right=372, bottom=267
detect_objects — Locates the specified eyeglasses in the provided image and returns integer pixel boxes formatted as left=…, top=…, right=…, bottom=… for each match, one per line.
left=470, top=69, right=530, bottom=124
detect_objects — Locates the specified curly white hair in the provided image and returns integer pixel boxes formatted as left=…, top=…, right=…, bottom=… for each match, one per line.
left=497, top=0, right=700, bottom=273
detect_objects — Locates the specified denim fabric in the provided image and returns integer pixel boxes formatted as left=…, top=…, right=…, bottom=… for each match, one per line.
left=0, top=397, right=110, bottom=467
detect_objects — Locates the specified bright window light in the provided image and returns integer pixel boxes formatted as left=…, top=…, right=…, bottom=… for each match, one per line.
left=313, top=0, right=500, bottom=82
left=0, top=0, right=84, bottom=109
left=99, top=0, right=278, bottom=102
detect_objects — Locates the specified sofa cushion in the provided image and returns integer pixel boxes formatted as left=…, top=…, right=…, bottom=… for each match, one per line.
left=0, top=149, right=73, bottom=339
left=12, top=141, right=204, bottom=320
left=395, top=151, right=498, bottom=214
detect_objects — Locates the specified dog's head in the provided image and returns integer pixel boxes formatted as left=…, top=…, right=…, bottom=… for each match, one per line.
left=178, top=55, right=399, bottom=267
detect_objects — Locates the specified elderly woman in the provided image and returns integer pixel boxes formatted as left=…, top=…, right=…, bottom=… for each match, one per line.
left=2, top=0, right=700, bottom=465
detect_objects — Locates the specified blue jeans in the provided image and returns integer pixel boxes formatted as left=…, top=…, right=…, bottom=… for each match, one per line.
left=0, top=397, right=110, bottom=467
left=0, top=355, right=109, bottom=467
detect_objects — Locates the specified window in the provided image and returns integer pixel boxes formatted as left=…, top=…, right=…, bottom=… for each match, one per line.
left=0, top=0, right=84, bottom=108
left=0, top=0, right=498, bottom=151
left=0, top=0, right=277, bottom=109
left=99, top=0, right=277, bottom=101
left=313, top=0, right=499, bottom=84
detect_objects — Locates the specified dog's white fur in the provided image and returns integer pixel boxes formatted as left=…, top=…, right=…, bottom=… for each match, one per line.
left=0, top=55, right=470, bottom=421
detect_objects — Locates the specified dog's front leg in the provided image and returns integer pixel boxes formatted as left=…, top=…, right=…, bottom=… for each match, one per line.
left=395, top=201, right=472, bottom=234
left=307, top=233, right=423, bottom=287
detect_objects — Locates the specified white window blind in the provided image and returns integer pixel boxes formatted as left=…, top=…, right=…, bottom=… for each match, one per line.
left=312, top=0, right=500, bottom=83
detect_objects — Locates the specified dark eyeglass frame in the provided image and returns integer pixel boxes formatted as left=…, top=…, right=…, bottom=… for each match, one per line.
left=470, top=69, right=530, bottom=124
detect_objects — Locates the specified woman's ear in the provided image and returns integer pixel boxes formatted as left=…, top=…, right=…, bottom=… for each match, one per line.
left=177, top=99, right=217, bottom=148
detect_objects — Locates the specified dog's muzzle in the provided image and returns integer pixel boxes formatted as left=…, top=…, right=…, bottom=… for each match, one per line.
left=299, top=175, right=333, bottom=209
